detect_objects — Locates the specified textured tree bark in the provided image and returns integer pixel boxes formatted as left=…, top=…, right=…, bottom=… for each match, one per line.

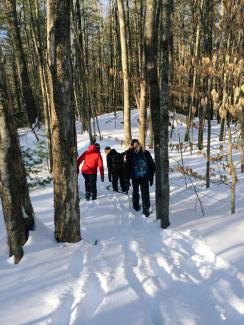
left=219, top=33, right=231, bottom=142
left=185, top=0, right=203, bottom=143
left=148, top=114, right=154, bottom=148
left=138, top=79, right=147, bottom=147
left=4, top=0, right=38, bottom=125
left=241, top=105, right=244, bottom=173
left=227, top=116, right=237, bottom=214
left=11, top=50, right=23, bottom=113
left=47, top=0, right=81, bottom=242
left=198, top=97, right=206, bottom=151
left=117, top=0, right=132, bottom=146
left=144, top=0, right=171, bottom=228
left=158, top=0, right=172, bottom=228
left=0, top=50, right=35, bottom=264
left=144, top=0, right=160, bottom=219
left=203, top=0, right=213, bottom=189
left=28, top=0, right=53, bottom=171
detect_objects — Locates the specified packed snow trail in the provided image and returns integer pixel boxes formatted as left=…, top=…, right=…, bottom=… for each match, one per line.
left=40, top=180, right=244, bottom=325
left=1, top=180, right=244, bottom=324
left=1, top=111, right=244, bottom=324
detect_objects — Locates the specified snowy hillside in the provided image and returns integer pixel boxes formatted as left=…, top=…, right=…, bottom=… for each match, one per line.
left=0, top=110, right=244, bottom=325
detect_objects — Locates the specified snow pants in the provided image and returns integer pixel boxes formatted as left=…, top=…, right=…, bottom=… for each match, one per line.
left=132, top=177, right=150, bottom=216
left=82, top=173, right=97, bottom=200
left=112, top=168, right=128, bottom=193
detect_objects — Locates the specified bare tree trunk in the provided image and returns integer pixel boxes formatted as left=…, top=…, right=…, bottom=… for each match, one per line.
left=138, top=79, right=147, bottom=147
left=72, top=1, right=96, bottom=144
left=198, top=96, right=206, bottom=150
left=144, top=0, right=171, bottom=228
left=47, top=0, right=81, bottom=242
left=206, top=84, right=212, bottom=188
left=148, top=113, right=154, bottom=148
left=219, top=33, right=231, bottom=141
left=0, top=49, right=35, bottom=264
left=11, top=51, right=23, bottom=112
left=28, top=0, right=53, bottom=171
left=4, top=0, right=38, bottom=125
left=144, top=0, right=160, bottom=219
left=227, top=116, right=237, bottom=213
left=158, top=0, right=172, bottom=228
left=117, top=0, right=132, bottom=146
left=241, top=104, right=244, bottom=172
left=185, top=0, right=203, bottom=143
left=203, top=0, right=213, bottom=188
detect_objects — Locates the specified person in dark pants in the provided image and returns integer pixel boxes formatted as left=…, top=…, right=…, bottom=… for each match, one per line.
left=104, top=147, right=128, bottom=193
left=82, top=173, right=98, bottom=200
left=124, top=139, right=155, bottom=216
left=77, top=144, right=104, bottom=200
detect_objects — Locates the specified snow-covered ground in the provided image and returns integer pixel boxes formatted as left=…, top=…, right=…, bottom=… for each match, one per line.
left=0, top=111, right=244, bottom=325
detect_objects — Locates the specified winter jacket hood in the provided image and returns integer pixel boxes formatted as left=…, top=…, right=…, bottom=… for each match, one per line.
left=87, top=145, right=98, bottom=153
left=77, top=145, right=104, bottom=177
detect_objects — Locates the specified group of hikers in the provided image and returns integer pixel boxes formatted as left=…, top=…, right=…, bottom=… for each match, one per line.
left=77, top=139, right=155, bottom=217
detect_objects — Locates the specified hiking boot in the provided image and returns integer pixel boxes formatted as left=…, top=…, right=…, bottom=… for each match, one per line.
left=143, top=208, right=150, bottom=217
left=133, top=205, right=140, bottom=212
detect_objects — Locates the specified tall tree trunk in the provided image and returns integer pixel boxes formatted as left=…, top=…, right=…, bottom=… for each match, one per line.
left=0, top=49, right=35, bottom=264
left=138, top=78, right=147, bottom=147
left=47, top=0, right=81, bottom=242
left=148, top=113, right=154, bottom=148
left=227, top=116, right=237, bottom=213
left=198, top=96, right=206, bottom=150
left=185, top=0, right=203, bottom=143
left=144, top=0, right=171, bottom=228
left=4, top=0, right=38, bottom=125
left=241, top=104, right=244, bottom=173
left=72, top=1, right=96, bottom=144
left=117, top=0, right=131, bottom=146
left=134, top=0, right=147, bottom=147
left=11, top=51, right=23, bottom=113
left=144, top=0, right=160, bottom=219
left=28, top=0, right=53, bottom=171
left=158, top=0, right=172, bottom=228
left=219, top=33, right=231, bottom=141
left=206, top=82, right=212, bottom=188
left=203, top=0, right=213, bottom=188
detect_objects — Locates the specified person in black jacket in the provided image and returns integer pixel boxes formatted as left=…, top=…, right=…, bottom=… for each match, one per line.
left=104, top=147, right=128, bottom=193
left=124, top=139, right=155, bottom=217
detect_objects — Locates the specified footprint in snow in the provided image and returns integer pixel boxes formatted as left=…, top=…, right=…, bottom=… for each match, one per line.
left=68, top=248, right=84, bottom=278
left=71, top=272, right=105, bottom=325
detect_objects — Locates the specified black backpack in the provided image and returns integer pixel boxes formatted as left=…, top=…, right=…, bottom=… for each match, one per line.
left=112, top=152, right=124, bottom=170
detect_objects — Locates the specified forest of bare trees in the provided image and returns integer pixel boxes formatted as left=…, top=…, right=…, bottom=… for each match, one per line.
left=0, top=0, right=243, bottom=262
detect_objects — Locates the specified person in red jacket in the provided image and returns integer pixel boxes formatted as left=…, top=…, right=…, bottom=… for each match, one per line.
left=77, top=144, right=104, bottom=200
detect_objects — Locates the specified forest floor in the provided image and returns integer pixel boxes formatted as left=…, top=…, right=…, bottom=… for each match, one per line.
left=0, top=110, right=244, bottom=325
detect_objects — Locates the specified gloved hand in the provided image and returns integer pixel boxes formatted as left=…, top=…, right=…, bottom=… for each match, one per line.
left=101, top=175, right=104, bottom=182
left=149, top=178, right=153, bottom=186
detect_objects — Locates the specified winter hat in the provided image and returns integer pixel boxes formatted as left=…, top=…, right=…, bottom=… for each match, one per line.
left=131, top=139, right=139, bottom=146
